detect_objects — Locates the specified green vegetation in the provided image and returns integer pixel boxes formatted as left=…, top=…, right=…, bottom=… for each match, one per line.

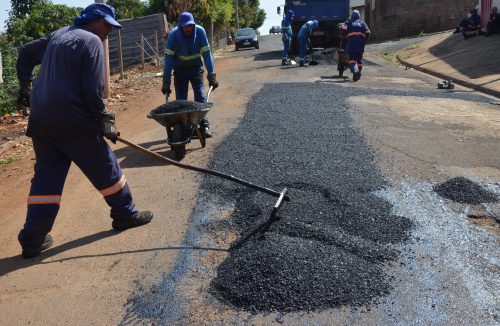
left=0, top=0, right=265, bottom=115
left=0, top=155, right=22, bottom=164
left=382, top=52, right=396, bottom=62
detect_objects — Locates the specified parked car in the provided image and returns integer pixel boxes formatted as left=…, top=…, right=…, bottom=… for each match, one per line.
left=269, top=26, right=281, bottom=34
left=234, top=28, right=259, bottom=51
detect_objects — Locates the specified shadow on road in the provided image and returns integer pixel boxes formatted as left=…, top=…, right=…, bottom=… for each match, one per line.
left=114, top=139, right=205, bottom=169
left=253, top=50, right=282, bottom=61
left=0, top=229, right=228, bottom=277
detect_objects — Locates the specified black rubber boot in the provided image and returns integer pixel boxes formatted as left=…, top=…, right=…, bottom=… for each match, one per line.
left=112, top=211, right=153, bottom=231
left=21, top=234, right=54, bottom=259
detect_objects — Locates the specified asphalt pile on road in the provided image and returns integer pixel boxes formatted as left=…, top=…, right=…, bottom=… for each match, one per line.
left=434, top=177, right=498, bottom=204
left=149, top=100, right=212, bottom=115
left=206, top=83, right=413, bottom=312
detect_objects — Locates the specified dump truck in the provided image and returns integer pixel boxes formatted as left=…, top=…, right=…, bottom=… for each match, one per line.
left=278, top=0, right=350, bottom=54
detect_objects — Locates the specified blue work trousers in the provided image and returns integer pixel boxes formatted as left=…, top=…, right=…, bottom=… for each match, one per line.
left=346, top=41, right=365, bottom=73
left=18, top=133, right=138, bottom=249
left=298, top=37, right=309, bottom=63
left=282, top=38, right=291, bottom=60
left=174, top=66, right=209, bottom=127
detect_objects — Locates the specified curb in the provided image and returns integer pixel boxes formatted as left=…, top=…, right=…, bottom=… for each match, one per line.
left=396, top=55, right=500, bottom=99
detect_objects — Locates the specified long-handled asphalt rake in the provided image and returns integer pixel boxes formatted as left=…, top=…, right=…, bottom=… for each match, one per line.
left=117, top=136, right=289, bottom=219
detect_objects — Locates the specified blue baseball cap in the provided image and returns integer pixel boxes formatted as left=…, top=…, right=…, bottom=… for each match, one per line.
left=74, top=3, right=122, bottom=29
left=179, top=12, right=195, bottom=27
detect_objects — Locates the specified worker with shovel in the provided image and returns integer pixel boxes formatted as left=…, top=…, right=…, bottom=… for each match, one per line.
left=15, top=3, right=153, bottom=259
left=342, top=10, right=370, bottom=81
left=297, top=20, right=319, bottom=67
left=162, top=12, right=219, bottom=138
left=281, top=10, right=295, bottom=65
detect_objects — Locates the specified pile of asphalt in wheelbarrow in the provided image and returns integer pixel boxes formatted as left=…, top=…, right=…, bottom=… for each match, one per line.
left=434, top=176, right=498, bottom=204
left=205, top=83, right=414, bottom=313
left=149, top=100, right=212, bottom=115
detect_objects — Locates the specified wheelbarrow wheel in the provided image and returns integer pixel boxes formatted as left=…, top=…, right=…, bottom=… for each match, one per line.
left=170, top=124, right=187, bottom=160
left=338, top=61, right=345, bottom=77
left=173, top=145, right=186, bottom=160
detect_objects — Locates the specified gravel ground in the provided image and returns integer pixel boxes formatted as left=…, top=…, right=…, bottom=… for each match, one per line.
left=121, top=62, right=499, bottom=323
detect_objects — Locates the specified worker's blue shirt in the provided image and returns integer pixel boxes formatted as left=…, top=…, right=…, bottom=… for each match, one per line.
left=163, top=25, right=214, bottom=81
left=298, top=20, right=317, bottom=40
left=19, top=26, right=109, bottom=137
left=345, top=18, right=370, bottom=53
left=281, top=17, right=293, bottom=38
left=468, top=14, right=481, bottom=28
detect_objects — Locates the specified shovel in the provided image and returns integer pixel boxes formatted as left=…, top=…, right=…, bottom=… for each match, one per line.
left=116, top=136, right=289, bottom=219
left=309, top=49, right=319, bottom=66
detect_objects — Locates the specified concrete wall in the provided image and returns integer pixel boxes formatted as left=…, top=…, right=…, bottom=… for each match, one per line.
left=365, top=0, right=479, bottom=41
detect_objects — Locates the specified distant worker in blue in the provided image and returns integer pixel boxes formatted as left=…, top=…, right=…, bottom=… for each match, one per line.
left=342, top=10, right=370, bottom=81
left=15, top=3, right=153, bottom=258
left=162, top=12, right=219, bottom=138
left=454, top=8, right=482, bottom=39
left=281, top=10, right=295, bottom=65
left=297, top=20, right=319, bottom=67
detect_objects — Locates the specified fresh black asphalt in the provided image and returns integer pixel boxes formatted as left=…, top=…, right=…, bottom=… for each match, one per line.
left=122, top=80, right=495, bottom=321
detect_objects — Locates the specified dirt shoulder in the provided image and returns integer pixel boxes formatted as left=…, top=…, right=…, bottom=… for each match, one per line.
left=0, top=48, right=250, bottom=325
left=397, top=32, right=500, bottom=97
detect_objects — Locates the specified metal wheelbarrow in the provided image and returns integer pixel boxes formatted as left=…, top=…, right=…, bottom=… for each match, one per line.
left=147, top=87, right=213, bottom=160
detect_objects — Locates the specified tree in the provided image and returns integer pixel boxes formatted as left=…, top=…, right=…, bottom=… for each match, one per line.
left=107, top=0, right=147, bottom=19
left=236, top=0, right=265, bottom=30
left=7, top=2, right=82, bottom=46
left=7, top=0, right=48, bottom=33
left=0, top=2, right=82, bottom=115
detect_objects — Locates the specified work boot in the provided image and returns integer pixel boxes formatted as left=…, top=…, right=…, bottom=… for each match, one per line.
left=21, top=234, right=54, bottom=259
left=112, top=211, right=153, bottom=231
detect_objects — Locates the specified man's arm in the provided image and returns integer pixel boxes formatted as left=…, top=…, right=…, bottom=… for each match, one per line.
left=16, top=36, right=50, bottom=84
left=162, top=31, right=176, bottom=95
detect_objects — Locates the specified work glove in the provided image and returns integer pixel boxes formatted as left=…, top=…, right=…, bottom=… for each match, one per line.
left=161, top=79, right=171, bottom=97
left=99, top=113, right=120, bottom=144
left=17, top=80, right=32, bottom=109
left=207, top=73, right=219, bottom=90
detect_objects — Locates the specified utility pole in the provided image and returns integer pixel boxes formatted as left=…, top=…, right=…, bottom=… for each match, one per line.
left=236, top=0, right=239, bottom=29
left=95, top=0, right=110, bottom=98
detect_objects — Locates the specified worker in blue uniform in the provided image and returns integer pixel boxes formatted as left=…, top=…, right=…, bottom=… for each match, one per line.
left=162, top=12, right=218, bottom=138
left=455, top=8, right=482, bottom=39
left=297, top=20, right=319, bottom=67
left=281, top=10, right=295, bottom=65
left=16, top=3, right=153, bottom=259
left=343, top=10, right=370, bottom=81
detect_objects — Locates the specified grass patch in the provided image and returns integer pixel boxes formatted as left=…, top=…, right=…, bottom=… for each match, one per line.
left=0, top=155, right=22, bottom=165
left=407, top=43, right=420, bottom=50
left=382, top=52, right=396, bottom=62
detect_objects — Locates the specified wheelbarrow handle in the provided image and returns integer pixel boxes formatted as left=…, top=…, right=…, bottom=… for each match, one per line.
left=206, top=85, right=214, bottom=103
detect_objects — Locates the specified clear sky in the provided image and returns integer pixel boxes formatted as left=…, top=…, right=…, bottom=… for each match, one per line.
left=0, top=0, right=283, bottom=34
left=0, top=1, right=95, bottom=32
left=259, top=0, right=284, bottom=35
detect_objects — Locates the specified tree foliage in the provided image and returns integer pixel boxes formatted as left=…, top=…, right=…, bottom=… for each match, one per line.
left=7, top=2, right=81, bottom=46
left=1, top=1, right=81, bottom=115
left=107, top=0, right=147, bottom=19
